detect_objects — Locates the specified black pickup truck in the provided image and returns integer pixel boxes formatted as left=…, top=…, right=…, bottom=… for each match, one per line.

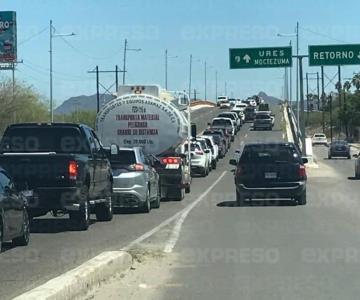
left=0, top=123, right=113, bottom=230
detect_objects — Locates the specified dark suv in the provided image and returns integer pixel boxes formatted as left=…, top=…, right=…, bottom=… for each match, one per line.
left=230, top=142, right=308, bottom=206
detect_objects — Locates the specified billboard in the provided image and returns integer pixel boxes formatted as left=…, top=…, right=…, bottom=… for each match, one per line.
left=0, top=11, right=17, bottom=63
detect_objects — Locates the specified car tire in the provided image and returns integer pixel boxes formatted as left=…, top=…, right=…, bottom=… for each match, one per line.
left=296, top=191, right=307, bottom=205
left=355, top=169, right=360, bottom=179
left=140, top=189, right=151, bottom=213
left=12, top=209, right=30, bottom=247
left=174, top=187, right=185, bottom=201
left=95, top=196, right=113, bottom=222
left=212, top=160, right=217, bottom=170
left=347, top=155, right=351, bottom=159
left=185, top=184, right=191, bottom=194
left=151, top=185, right=161, bottom=209
left=236, top=191, right=246, bottom=207
left=0, top=220, right=3, bottom=252
left=328, top=155, right=332, bottom=159
left=69, top=186, right=90, bottom=231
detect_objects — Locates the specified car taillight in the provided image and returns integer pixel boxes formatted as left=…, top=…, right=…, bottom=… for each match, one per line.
left=195, top=150, right=204, bottom=155
left=299, top=165, right=306, bottom=178
left=160, top=157, right=181, bottom=164
left=68, top=160, right=78, bottom=180
left=236, top=166, right=242, bottom=177
left=130, top=163, right=144, bottom=171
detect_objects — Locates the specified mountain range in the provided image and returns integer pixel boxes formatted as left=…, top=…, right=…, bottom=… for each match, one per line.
left=54, top=92, right=282, bottom=115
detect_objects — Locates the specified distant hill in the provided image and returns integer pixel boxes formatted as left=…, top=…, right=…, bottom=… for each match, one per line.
left=54, top=94, right=114, bottom=115
left=258, top=92, right=283, bottom=104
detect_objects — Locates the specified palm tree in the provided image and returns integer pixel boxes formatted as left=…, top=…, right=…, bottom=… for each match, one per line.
left=344, top=81, right=351, bottom=92
left=352, top=73, right=360, bottom=91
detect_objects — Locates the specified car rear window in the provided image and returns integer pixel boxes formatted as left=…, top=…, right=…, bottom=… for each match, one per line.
left=314, top=134, right=325, bottom=138
left=255, top=114, right=271, bottom=120
left=239, top=144, right=301, bottom=163
left=110, top=150, right=136, bottom=165
left=0, top=127, right=89, bottom=153
left=212, top=119, right=232, bottom=126
left=218, top=114, right=235, bottom=120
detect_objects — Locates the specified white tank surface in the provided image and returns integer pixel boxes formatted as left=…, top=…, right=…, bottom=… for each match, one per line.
left=96, top=85, right=189, bottom=155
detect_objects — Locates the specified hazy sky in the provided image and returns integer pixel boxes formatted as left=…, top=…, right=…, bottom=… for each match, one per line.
left=2, top=0, right=360, bottom=107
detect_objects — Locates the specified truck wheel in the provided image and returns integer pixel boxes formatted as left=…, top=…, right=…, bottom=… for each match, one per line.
left=70, top=186, right=90, bottom=231
left=295, top=191, right=307, bottom=205
left=140, top=189, right=151, bottom=213
left=12, top=210, right=30, bottom=247
left=151, top=185, right=161, bottom=209
left=95, top=196, right=113, bottom=222
left=236, top=191, right=245, bottom=207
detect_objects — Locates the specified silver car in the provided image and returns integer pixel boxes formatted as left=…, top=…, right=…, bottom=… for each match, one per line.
left=107, top=145, right=160, bottom=213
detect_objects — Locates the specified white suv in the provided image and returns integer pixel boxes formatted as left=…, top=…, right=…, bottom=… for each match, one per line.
left=185, top=142, right=210, bottom=177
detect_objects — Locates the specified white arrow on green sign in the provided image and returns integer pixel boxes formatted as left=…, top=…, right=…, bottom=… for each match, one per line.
left=309, top=44, right=360, bottom=66
left=229, top=46, right=292, bottom=69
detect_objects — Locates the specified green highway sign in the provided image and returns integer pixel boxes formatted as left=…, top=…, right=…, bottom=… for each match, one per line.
left=309, top=44, right=360, bottom=66
left=229, top=46, right=292, bottom=69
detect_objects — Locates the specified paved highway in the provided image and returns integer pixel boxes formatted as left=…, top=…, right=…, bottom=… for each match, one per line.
left=0, top=107, right=222, bottom=300
left=90, top=104, right=360, bottom=300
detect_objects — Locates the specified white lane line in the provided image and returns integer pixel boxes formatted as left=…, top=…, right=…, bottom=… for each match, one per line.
left=163, top=171, right=227, bottom=253
left=122, top=171, right=227, bottom=252
left=245, top=134, right=248, bottom=138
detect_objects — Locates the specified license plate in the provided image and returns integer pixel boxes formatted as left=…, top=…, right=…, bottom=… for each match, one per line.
left=165, top=164, right=180, bottom=169
left=264, top=172, right=277, bottom=179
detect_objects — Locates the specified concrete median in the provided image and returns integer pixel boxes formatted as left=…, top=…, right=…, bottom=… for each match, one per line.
left=13, top=251, right=132, bottom=300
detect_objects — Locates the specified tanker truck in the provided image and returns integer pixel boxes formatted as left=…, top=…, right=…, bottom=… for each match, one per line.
left=96, top=85, right=192, bottom=201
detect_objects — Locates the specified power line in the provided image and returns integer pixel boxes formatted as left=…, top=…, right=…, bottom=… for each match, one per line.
left=18, top=26, right=48, bottom=46
left=57, top=33, right=123, bottom=61
left=300, top=26, right=347, bottom=43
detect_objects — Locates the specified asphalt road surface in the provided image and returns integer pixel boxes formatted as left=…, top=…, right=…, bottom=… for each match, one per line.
left=0, top=106, right=223, bottom=300
left=91, top=104, right=360, bottom=300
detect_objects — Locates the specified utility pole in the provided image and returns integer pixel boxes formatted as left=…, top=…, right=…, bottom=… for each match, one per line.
left=215, top=70, right=218, bottom=101
left=337, top=65, right=342, bottom=137
left=96, top=66, right=99, bottom=112
left=88, top=66, right=124, bottom=112
left=188, top=54, right=192, bottom=100
left=194, top=89, right=197, bottom=101
left=321, top=66, right=325, bottom=133
left=49, top=20, right=75, bottom=122
left=115, top=65, right=119, bottom=92
left=296, top=22, right=300, bottom=124
left=316, top=72, right=320, bottom=110
left=122, top=38, right=141, bottom=85
left=306, top=72, right=309, bottom=123
left=204, top=61, right=207, bottom=101
left=329, top=93, right=333, bottom=142
left=122, top=39, right=127, bottom=85
left=165, top=49, right=168, bottom=89
left=289, top=40, right=293, bottom=106
left=298, top=56, right=306, bottom=154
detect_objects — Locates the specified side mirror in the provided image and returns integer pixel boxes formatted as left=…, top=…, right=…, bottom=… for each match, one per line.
left=207, top=123, right=211, bottom=126
left=204, top=149, right=210, bottom=154
left=353, top=154, right=359, bottom=158
left=110, top=144, right=119, bottom=155
left=229, top=159, right=237, bottom=166
left=178, top=153, right=186, bottom=159
left=302, top=157, right=308, bottom=164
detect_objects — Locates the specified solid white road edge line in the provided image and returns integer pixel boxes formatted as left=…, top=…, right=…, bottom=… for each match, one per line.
left=164, top=171, right=227, bottom=253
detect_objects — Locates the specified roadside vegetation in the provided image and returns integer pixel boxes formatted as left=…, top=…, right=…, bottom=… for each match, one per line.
left=0, top=79, right=97, bottom=133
